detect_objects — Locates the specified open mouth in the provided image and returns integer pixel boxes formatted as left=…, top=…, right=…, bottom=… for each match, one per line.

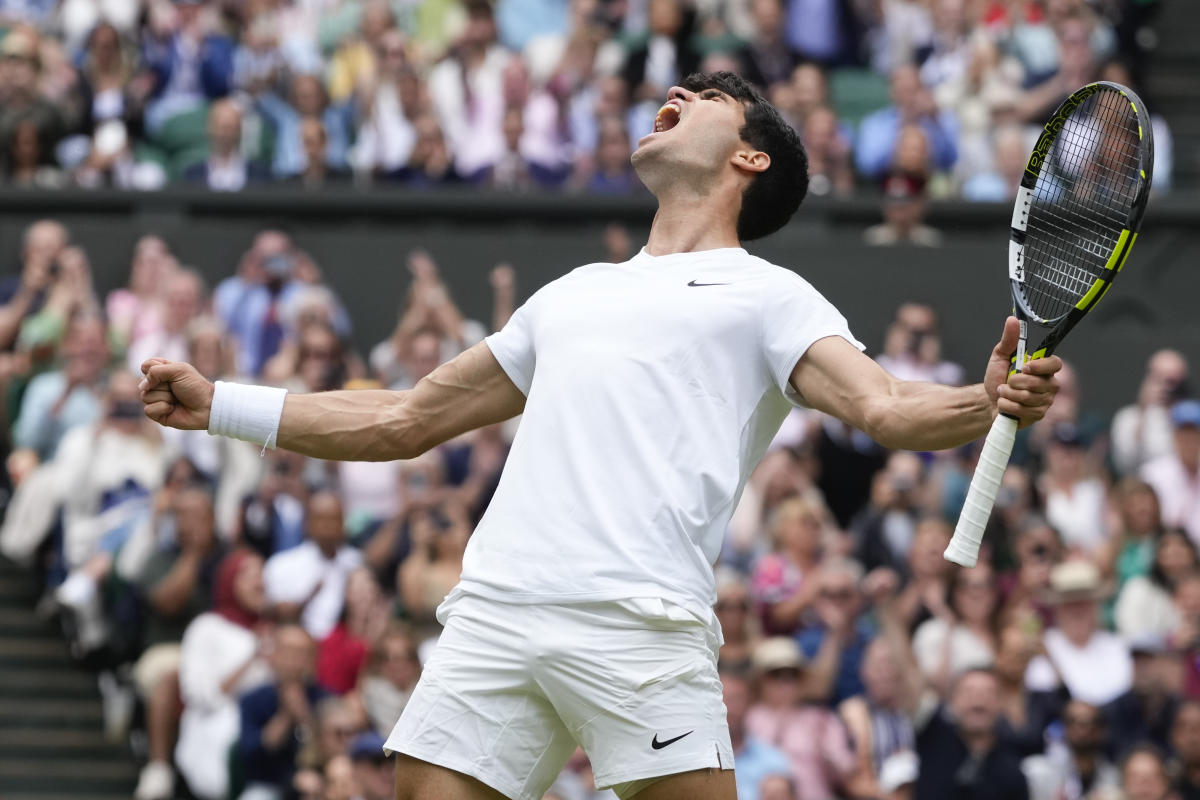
left=653, top=102, right=682, bottom=133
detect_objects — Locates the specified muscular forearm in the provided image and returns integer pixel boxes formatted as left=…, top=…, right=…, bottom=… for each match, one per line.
left=862, top=381, right=994, bottom=451
left=277, top=389, right=421, bottom=461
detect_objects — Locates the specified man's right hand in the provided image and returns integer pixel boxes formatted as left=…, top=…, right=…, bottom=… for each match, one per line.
left=139, top=358, right=215, bottom=431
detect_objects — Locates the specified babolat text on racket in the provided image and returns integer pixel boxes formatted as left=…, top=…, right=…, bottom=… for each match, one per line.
left=944, top=81, right=1155, bottom=567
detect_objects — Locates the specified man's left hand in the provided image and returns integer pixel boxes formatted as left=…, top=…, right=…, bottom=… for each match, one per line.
left=984, top=317, right=1062, bottom=428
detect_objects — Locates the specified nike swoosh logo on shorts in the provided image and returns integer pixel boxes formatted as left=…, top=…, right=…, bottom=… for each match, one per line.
left=651, top=731, right=694, bottom=750
left=687, top=280, right=730, bottom=287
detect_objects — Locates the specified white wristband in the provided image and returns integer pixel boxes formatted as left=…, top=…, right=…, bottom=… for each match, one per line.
left=208, top=381, right=289, bottom=453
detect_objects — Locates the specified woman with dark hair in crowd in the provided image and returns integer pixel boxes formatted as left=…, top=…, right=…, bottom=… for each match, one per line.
left=397, top=499, right=471, bottom=625
left=1115, top=528, right=1200, bottom=639
left=992, top=623, right=1063, bottom=757
left=999, top=514, right=1064, bottom=632
left=912, top=563, right=1002, bottom=694
left=174, top=549, right=274, bottom=800
left=1100, top=478, right=1166, bottom=588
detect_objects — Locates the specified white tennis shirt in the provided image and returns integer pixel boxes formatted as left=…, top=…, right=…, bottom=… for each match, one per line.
left=460, top=247, right=863, bottom=621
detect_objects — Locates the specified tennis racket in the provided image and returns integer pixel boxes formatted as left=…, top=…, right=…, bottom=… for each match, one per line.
left=943, top=81, right=1155, bottom=568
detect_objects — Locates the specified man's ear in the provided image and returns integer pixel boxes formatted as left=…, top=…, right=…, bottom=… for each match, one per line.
left=732, top=149, right=770, bottom=174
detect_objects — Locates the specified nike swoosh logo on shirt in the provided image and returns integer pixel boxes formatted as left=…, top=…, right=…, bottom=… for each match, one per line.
left=651, top=731, right=694, bottom=750
left=687, top=280, right=730, bottom=287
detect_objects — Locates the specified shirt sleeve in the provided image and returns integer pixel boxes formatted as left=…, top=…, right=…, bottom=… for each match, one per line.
left=759, top=272, right=864, bottom=406
left=484, top=289, right=543, bottom=396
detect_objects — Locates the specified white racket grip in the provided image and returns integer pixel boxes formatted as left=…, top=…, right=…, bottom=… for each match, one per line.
left=944, top=415, right=1019, bottom=567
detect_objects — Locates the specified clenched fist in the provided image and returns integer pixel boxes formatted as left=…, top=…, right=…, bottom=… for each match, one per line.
left=139, top=358, right=215, bottom=430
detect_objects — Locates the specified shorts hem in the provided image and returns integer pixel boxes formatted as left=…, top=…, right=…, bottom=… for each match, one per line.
left=592, top=748, right=734, bottom=790
left=384, top=741, right=536, bottom=800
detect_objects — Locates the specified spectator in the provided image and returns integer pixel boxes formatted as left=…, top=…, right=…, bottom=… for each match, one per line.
left=840, top=570, right=925, bottom=794
left=876, top=303, right=965, bottom=386
left=257, top=72, right=352, bottom=179
left=962, top=123, right=1029, bottom=202
left=348, top=732, right=393, bottom=800
left=238, top=624, right=327, bottom=800
left=6, top=310, right=101, bottom=464
left=264, top=489, right=364, bottom=640
left=0, top=219, right=68, bottom=352
left=181, top=99, right=271, bottom=191
left=783, top=0, right=865, bottom=67
left=1170, top=701, right=1200, bottom=799
left=316, top=568, right=389, bottom=694
left=863, top=170, right=944, bottom=247
left=851, top=451, right=926, bottom=575
left=52, top=370, right=167, bottom=651
left=427, top=0, right=508, bottom=180
left=722, top=665, right=793, bottom=800
left=139, top=0, right=234, bottom=133
left=914, top=668, right=1030, bottom=800
left=912, top=564, right=999, bottom=692
left=1040, top=422, right=1109, bottom=557
left=797, top=558, right=875, bottom=704
left=1112, top=350, right=1190, bottom=477
left=750, top=496, right=825, bottom=635
left=289, top=118, right=352, bottom=188
left=584, top=114, right=638, bottom=193
left=130, top=485, right=225, bottom=800
left=360, top=625, right=421, bottom=736
left=1104, top=636, right=1182, bottom=761
left=891, top=520, right=955, bottom=632
left=1022, top=699, right=1121, bottom=800
left=1142, top=401, right=1200, bottom=545
left=621, top=0, right=700, bottom=109
left=395, top=112, right=459, bottom=186
left=1000, top=515, right=1063, bottom=632
left=397, top=499, right=470, bottom=623
left=993, top=624, right=1062, bottom=757
left=1099, top=478, right=1164, bottom=589
left=125, top=268, right=205, bottom=372
left=0, top=29, right=68, bottom=175
left=176, top=549, right=273, bottom=800
left=1114, top=529, right=1197, bottom=640
left=350, top=30, right=420, bottom=179
left=738, top=0, right=799, bottom=89
left=1120, top=745, right=1174, bottom=800
left=856, top=65, right=958, bottom=181
left=801, top=105, right=853, bottom=197
left=106, top=234, right=175, bottom=348
left=239, top=448, right=309, bottom=557
left=716, top=568, right=761, bottom=669
left=1026, top=560, right=1134, bottom=707
left=744, top=636, right=860, bottom=799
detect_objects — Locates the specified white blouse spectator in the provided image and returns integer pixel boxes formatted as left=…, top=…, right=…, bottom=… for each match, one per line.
left=1141, top=401, right=1200, bottom=545
left=1025, top=561, right=1133, bottom=706
left=1112, top=350, right=1190, bottom=477
left=263, top=490, right=363, bottom=639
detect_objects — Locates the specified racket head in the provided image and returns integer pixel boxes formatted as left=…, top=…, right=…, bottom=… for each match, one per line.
left=1006, top=81, right=1154, bottom=364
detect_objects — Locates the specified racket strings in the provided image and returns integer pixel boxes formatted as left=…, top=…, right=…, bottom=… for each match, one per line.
left=1020, top=88, right=1142, bottom=322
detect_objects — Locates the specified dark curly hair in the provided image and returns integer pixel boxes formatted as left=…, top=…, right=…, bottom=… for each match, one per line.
left=680, top=71, right=809, bottom=241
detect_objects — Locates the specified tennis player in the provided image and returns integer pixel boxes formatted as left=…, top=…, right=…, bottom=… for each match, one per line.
left=139, top=72, right=1061, bottom=800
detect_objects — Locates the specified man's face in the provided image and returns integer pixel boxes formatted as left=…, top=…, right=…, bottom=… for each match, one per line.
left=272, top=625, right=315, bottom=683
left=1063, top=701, right=1104, bottom=753
left=306, top=492, right=345, bottom=554
left=951, top=671, right=999, bottom=737
left=631, top=85, right=754, bottom=194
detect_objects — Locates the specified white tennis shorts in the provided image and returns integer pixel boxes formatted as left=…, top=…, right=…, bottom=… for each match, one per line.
left=384, top=590, right=734, bottom=800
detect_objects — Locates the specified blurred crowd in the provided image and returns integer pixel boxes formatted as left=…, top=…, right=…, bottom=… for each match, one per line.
left=3, top=215, right=1200, bottom=800
left=0, top=0, right=1172, bottom=202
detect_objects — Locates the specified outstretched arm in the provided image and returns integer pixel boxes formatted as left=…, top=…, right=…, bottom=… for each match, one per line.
left=790, top=317, right=1060, bottom=452
left=140, top=341, right=525, bottom=462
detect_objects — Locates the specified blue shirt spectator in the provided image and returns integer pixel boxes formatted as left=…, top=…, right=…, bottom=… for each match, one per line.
left=140, top=7, right=235, bottom=133
left=855, top=65, right=958, bottom=179
left=255, top=77, right=352, bottom=178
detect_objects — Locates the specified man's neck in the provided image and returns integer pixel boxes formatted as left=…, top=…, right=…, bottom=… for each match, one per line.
left=961, top=728, right=995, bottom=756
left=644, top=193, right=741, bottom=256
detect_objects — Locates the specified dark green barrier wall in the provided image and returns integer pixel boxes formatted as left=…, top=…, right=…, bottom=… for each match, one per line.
left=1, top=188, right=1197, bottom=416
